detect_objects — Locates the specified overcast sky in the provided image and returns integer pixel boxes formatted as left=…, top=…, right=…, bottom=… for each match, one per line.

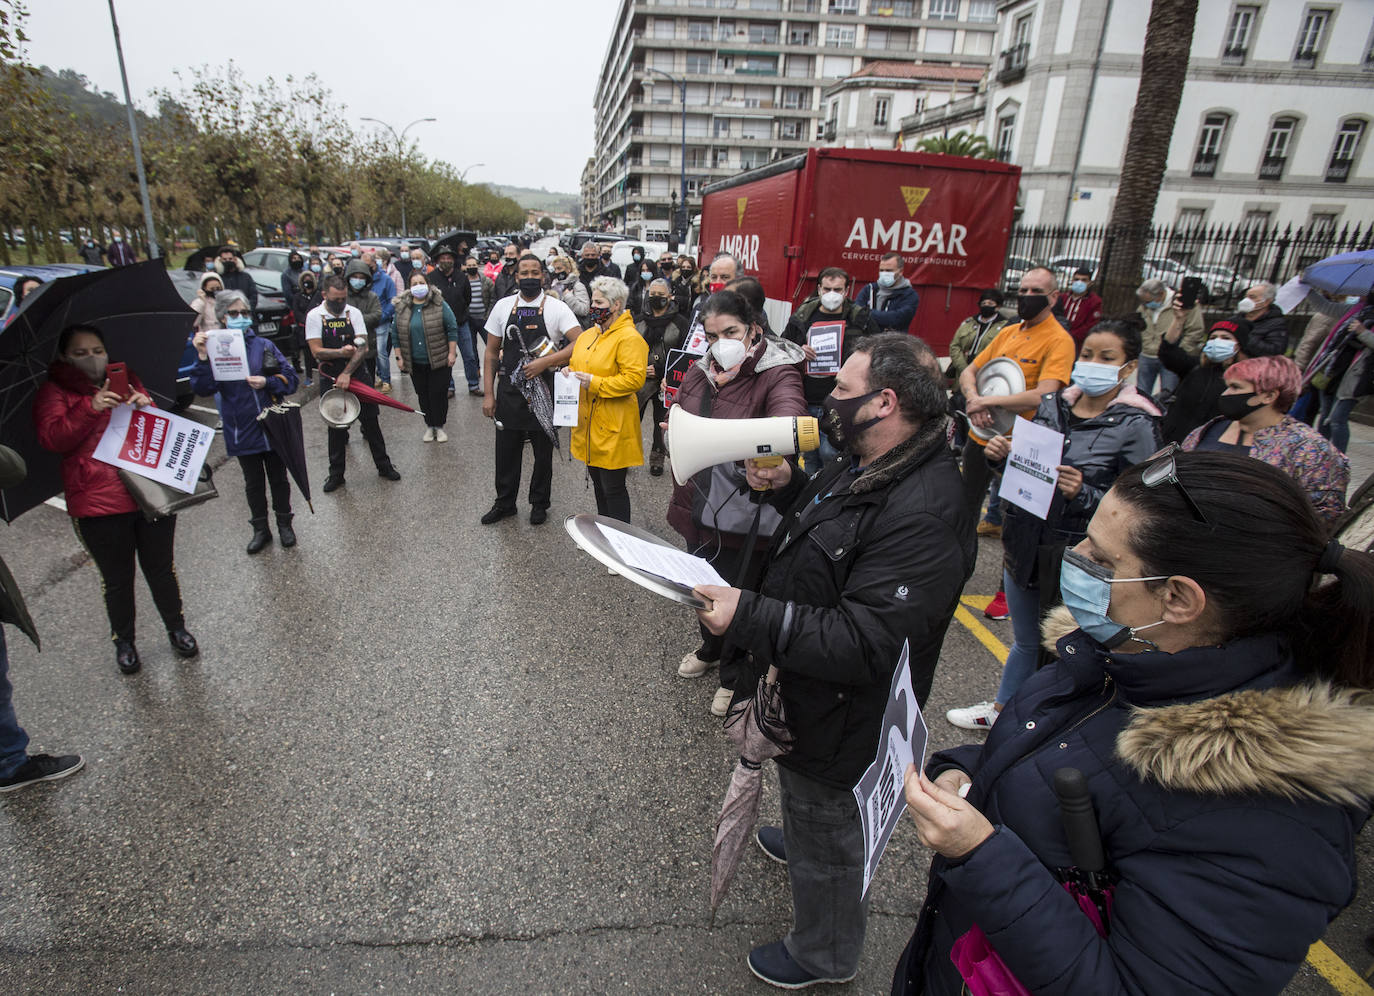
left=21, top=0, right=620, bottom=194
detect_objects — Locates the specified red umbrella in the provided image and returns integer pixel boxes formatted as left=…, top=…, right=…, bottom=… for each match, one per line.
left=342, top=377, right=418, bottom=415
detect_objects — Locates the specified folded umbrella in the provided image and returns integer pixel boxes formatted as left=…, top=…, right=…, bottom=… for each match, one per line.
left=341, top=377, right=419, bottom=415
left=510, top=355, right=559, bottom=446
left=0, top=260, right=195, bottom=521
left=711, top=665, right=794, bottom=923
left=257, top=402, right=313, bottom=513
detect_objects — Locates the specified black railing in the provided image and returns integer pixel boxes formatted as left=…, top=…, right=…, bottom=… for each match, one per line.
left=1327, top=158, right=1353, bottom=183
left=998, top=43, right=1029, bottom=82
left=1002, top=221, right=1374, bottom=310
left=1191, top=154, right=1218, bottom=178
left=1221, top=45, right=1247, bottom=63
left=1294, top=47, right=1319, bottom=65
left=1259, top=155, right=1287, bottom=181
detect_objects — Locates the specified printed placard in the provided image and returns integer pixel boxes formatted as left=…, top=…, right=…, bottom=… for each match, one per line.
left=806, top=320, right=845, bottom=375
left=553, top=370, right=580, bottom=426
left=661, top=349, right=699, bottom=408
left=206, top=329, right=249, bottom=381
left=93, top=404, right=214, bottom=494
left=998, top=416, right=1065, bottom=520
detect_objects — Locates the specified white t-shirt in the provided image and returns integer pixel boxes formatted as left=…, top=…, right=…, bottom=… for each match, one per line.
left=305, top=301, right=367, bottom=342
left=484, top=292, right=581, bottom=343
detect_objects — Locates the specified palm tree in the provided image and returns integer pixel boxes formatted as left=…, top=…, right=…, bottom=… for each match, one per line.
left=915, top=131, right=996, bottom=160
left=1099, top=0, right=1200, bottom=312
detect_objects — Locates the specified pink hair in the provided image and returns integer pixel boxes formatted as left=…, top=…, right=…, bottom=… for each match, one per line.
left=1227, top=355, right=1301, bottom=411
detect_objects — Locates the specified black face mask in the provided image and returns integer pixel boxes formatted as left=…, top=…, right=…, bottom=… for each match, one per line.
left=581, top=259, right=598, bottom=270
left=648, top=296, right=669, bottom=312
left=332, top=265, right=344, bottom=275
left=1216, top=390, right=1261, bottom=420
left=465, top=267, right=478, bottom=275
left=221, top=259, right=236, bottom=273
left=325, top=299, right=345, bottom=315
left=300, top=282, right=315, bottom=293
left=821, top=389, right=882, bottom=451
left=1017, top=294, right=1049, bottom=322
left=518, top=277, right=543, bottom=298
left=289, top=259, right=303, bottom=270
left=978, top=304, right=998, bottom=319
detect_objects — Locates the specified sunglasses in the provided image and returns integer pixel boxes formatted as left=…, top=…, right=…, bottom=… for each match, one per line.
left=1141, top=443, right=1209, bottom=525
left=225, top=309, right=252, bottom=317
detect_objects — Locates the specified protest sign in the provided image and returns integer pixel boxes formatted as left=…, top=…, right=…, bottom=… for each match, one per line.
left=93, top=404, right=214, bottom=494
left=806, top=320, right=844, bottom=375
left=998, top=416, right=1064, bottom=520
left=661, top=349, right=699, bottom=408
left=206, top=329, right=249, bottom=381
left=553, top=370, right=580, bottom=426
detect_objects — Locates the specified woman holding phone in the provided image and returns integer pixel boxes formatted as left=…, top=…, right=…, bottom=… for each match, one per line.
left=34, top=324, right=198, bottom=675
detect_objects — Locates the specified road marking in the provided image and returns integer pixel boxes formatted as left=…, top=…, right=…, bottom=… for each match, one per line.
left=188, top=404, right=219, bottom=415
left=951, top=597, right=1370, bottom=996
left=43, top=496, right=67, bottom=512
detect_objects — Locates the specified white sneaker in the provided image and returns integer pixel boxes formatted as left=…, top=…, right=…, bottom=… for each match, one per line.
left=422, top=426, right=435, bottom=442
left=946, top=701, right=999, bottom=731
left=678, top=651, right=718, bottom=678
left=433, top=427, right=448, bottom=443
left=710, top=685, right=734, bottom=717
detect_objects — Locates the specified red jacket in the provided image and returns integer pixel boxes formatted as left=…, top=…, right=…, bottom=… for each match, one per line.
left=1061, top=291, right=1103, bottom=346
left=33, top=361, right=148, bottom=518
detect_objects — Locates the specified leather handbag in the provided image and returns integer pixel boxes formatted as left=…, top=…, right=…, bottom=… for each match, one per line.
left=118, top=464, right=218, bottom=522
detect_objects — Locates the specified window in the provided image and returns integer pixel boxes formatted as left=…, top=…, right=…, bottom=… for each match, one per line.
left=685, top=114, right=710, bottom=136
left=686, top=53, right=712, bottom=73
left=1192, top=113, right=1228, bottom=176
left=963, top=31, right=993, bottom=55
left=718, top=54, right=735, bottom=70
left=714, top=148, right=732, bottom=167
left=1295, top=8, right=1330, bottom=63
left=1260, top=117, right=1296, bottom=180
left=650, top=49, right=676, bottom=71
left=718, top=20, right=737, bottom=38
left=1177, top=207, right=1206, bottom=231
left=685, top=82, right=710, bottom=104
left=828, top=0, right=858, bottom=12
left=871, top=0, right=917, bottom=13
left=996, top=114, right=1016, bottom=161
left=649, top=145, right=671, bottom=165
left=927, top=0, right=959, bottom=19
left=1012, top=12, right=1033, bottom=48
left=780, top=119, right=804, bottom=139
left=788, top=26, right=813, bottom=43
left=748, top=22, right=779, bottom=42
left=967, top=0, right=995, bottom=22
left=687, top=19, right=713, bottom=40
left=686, top=178, right=703, bottom=195
left=1223, top=5, right=1257, bottom=61
left=741, top=150, right=769, bottom=169
left=739, top=54, right=778, bottom=73
left=822, top=54, right=853, bottom=76
left=826, top=24, right=857, bottom=44
left=750, top=0, right=782, bottom=9
left=782, top=87, right=811, bottom=108
left=925, top=28, right=956, bottom=53
left=874, top=96, right=891, bottom=127
left=714, top=118, right=733, bottom=137
left=1243, top=209, right=1273, bottom=235
left=1309, top=212, right=1338, bottom=238
left=1000, top=12, right=1032, bottom=79
left=741, top=118, right=771, bottom=139
left=785, top=54, right=814, bottom=76
left=1328, top=119, right=1366, bottom=182
left=686, top=147, right=708, bottom=167
left=869, top=28, right=890, bottom=48
left=652, top=18, right=677, bottom=38
left=1176, top=207, right=1207, bottom=252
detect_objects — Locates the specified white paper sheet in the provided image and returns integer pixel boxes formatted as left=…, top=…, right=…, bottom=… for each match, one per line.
left=596, top=523, right=728, bottom=589
left=553, top=370, right=580, bottom=426
left=998, top=416, right=1064, bottom=520
left=206, top=329, right=249, bottom=381
left=1275, top=276, right=1312, bottom=315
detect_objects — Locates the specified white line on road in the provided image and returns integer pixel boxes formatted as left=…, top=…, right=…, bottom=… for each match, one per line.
left=43, top=496, right=67, bottom=512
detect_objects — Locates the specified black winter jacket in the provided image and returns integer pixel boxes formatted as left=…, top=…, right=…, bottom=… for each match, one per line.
left=1237, top=305, right=1288, bottom=357
left=782, top=296, right=880, bottom=405
left=1158, top=337, right=1228, bottom=443
left=430, top=266, right=473, bottom=326
left=726, top=416, right=975, bottom=789
left=893, top=607, right=1372, bottom=996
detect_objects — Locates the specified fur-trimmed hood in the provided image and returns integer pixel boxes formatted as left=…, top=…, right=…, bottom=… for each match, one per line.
left=1041, top=604, right=1374, bottom=806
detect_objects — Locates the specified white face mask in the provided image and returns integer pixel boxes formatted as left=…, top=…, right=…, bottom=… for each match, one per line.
left=1236, top=297, right=1257, bottom=314
left=712, top=336, right=748, bottom=370
left=411, top=284, right=429, bottom=300
left=820, top=290, right=844, bottom=311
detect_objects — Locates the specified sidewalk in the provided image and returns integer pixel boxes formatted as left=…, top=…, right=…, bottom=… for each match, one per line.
left=1346, top=419, right=1374, bottom=494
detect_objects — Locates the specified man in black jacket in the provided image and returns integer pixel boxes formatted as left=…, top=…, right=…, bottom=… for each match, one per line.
left=430, top=247, right=482, bottom=395
left=695, top=332, right=975, bottom=990
left=493, top=243, right=520, bottom=300
left=218, top=246, right=258, bottom=311
left=1232, top=281, right=1288, bottom=357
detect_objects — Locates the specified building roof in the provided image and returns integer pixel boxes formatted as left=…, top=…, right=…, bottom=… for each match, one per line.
left=848, top=61, right=986, bottom=83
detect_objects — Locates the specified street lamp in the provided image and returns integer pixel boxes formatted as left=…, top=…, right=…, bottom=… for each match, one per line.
left=360, top=116, right=436, bottom=236
left=457, top=163, right=484, bottom=229
left=459, top=162, right=484, bottom=183
left=644, top=68, right=688, bottom=246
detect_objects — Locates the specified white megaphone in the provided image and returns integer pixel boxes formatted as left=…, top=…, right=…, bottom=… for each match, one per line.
left=666, top=406, right=821, bottom=486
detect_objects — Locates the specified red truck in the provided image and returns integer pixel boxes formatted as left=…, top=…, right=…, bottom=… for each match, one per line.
left=697, top=147, right=1020, bottom=354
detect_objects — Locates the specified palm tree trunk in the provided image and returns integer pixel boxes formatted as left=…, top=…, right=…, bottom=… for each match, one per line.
left=1100, top=0, right=1199, bottom=313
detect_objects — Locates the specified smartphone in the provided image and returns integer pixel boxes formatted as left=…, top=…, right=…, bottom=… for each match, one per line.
left=1179, top=276, right=1203, bottom=310
left=106, top=361, right=130, bottom=399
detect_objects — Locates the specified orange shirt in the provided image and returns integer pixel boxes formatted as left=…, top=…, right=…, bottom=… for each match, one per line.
left=971, top=314, right=1076, bottom=421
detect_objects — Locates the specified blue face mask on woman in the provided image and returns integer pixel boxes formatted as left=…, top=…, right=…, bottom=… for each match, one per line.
left=1060, top=549, right=1169, bottom=649
left=226, top=314, right=253, bottom=331
left=1202, top=338, right=1238, bottom=362
left=1070, top=360, right=1125, bottom=397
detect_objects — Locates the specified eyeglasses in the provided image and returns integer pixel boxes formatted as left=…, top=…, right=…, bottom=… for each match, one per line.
left=1141, top=443, right=1209, bottom=525
left=225, top=309, right=252, bottom=317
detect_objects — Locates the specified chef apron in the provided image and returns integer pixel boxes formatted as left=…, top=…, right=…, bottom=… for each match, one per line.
left=317, top=309, right=357, bottom=383
left=495, top=296, right=560, bottom=432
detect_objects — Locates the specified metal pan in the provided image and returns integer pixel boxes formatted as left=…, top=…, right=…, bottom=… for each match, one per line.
left=970, top=357, right=1027, bottom=440
left=564, top=513, right=712, bottom=609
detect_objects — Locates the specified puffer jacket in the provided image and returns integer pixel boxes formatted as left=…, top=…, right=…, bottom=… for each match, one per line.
left=191, top=272, right=222, bottom=333
left=1240, top=304, right=1290, bottom=358
left=728, top=416, right=975, bottom=787
left=344, top=259, right=381, bottom=353
left=392, top=291, right=456, bottom=369
left=995, top=385, right=1161, bottom=588
left=568, top=309, right=648, bottom=471
left=893, top=607, right=1373, bottom=996
left=33, top=360, right=149, bottom=517
left=666, top=336, right=807, bottom=551
left=189, top=327, right=298, bottom=457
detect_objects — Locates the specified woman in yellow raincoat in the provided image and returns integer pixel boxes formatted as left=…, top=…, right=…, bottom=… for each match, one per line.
left=567, top=276, right=648, bottom=521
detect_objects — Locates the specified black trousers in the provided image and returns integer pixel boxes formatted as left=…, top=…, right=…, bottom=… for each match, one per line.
left=960, top=437, right=992, bottom=520
left=589, top=466, right=630, bottom=522
left=494, top=426, right=553, bottom=511
left=74, top=511, right=185, bottom=643
left=637, top=390, right=667, bottom=453
left=239, top=450, right=292, bottom=522
left=409, top=361, right=451, bottom=428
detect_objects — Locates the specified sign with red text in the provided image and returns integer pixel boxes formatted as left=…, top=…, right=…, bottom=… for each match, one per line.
left=93, top=404, right=214, bottom=494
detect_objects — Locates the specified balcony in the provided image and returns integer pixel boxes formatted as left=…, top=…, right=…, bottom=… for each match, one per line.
left=1326, top=158, right=1353, bottom=183
left=1221, top=46, right=1247, bottom=65
left=997, top=43, right=1029, bottom=83
left=1294, top=47, right=1318, bottom=67
left=822, top=121, right=837, bottom=141
left=898, top=92, right=986, bottom=134
left=1258, top=155, right=1287, bottom=181
left=1191, top=154, right=1218, bottom=178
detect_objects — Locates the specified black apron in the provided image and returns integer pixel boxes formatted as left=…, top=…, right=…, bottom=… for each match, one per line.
left=317, top=309, right=357, bottom=382
left=495, top=296, right=559, bottom=432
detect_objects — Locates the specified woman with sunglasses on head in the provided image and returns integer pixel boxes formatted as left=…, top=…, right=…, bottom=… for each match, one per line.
left=947, top=321, right=1161, bottom=732
left=190, top=290, right=299, bottom=554
left=34, top=324, right=199, bottom=675
left=1183, top=354, right=1347, bottom=524
left=894, top=449, right=1374, bottom=996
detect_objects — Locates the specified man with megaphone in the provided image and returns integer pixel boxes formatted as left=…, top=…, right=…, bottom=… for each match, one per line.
left=691, top=333, right=975, bottom=991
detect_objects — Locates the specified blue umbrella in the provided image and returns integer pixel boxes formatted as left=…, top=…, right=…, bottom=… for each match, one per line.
left=1301, top=249, right=1374, bottom=295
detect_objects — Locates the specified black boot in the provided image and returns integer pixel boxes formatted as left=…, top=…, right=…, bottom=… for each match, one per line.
left=276, top=514, right=297, bottom=548
left=246, top=518, right=272, bottom=554
left=114, top=638, right=140, bottom=675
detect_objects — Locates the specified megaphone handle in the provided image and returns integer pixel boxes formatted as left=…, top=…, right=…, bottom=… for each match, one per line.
left=750, top=455, right=783, bottom=491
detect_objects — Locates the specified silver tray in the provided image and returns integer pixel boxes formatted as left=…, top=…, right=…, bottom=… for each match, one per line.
left=564, top=513, right=711, bottom=609
left=970, top=357, right=1027, bottom=440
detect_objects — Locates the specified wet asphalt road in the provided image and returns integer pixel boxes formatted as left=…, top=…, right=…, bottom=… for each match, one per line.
left=0, top=371, right=1366, bottom=995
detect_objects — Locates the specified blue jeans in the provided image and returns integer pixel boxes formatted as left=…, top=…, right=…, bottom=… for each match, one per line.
left=0, top=629, right=30, bottom=780
left=804, top=404, right=840, bottom=475
left=375, top=321, right=393, bottom=384
left=995, top=568, right=1041, bottom=705
left=455, top=321, right=480, bottom=390
left=984, top=478, right=1003, bottom=525
left=1319, top=394, right=1357, bottom=453
left=1135, top=355, right=1177, bottom=399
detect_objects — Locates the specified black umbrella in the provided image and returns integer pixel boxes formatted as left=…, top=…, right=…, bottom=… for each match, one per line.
left=182, top=245, right=223, bottom=273
left=430, top=230, right=478, bottom=260
left=0, top=260, right=196, bottom=521
left=257, top=402, right=313, bottom=513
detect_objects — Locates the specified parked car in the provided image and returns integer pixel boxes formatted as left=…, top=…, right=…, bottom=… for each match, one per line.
left=562, top=231, right=627, bottom=254
left=241, top=247, right=294, bottom=273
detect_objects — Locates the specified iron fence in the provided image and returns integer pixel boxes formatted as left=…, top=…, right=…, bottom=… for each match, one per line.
left=1003, top=221, right=1374, bottom=310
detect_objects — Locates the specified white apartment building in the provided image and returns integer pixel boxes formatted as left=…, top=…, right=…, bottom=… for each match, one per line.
left=900, top=0, right=1374, bottom=231
left=821, top=60, right=984, bottom=148
left=589, top=0, right=1001, bottom=242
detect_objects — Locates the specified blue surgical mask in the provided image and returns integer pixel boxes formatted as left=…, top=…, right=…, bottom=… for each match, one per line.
left=1070, top=280, right=1088, bottom=295
left=1344, top=296, right=1361, bottom=306
left=1144, top=299, right=1163, bottom=311
left=877, top=271, right=896, bottom=288
left=349, top=277, right=367, bottom=291
left=1070, top=360, right=1125, bottom=397
left=310, top=263, right=322, bottom=273
left=226, top=314, right=253, bottom=331
left=1059, top=549, right=1169, bottom=650
left=1202, top=338, right=1237, bottom=362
